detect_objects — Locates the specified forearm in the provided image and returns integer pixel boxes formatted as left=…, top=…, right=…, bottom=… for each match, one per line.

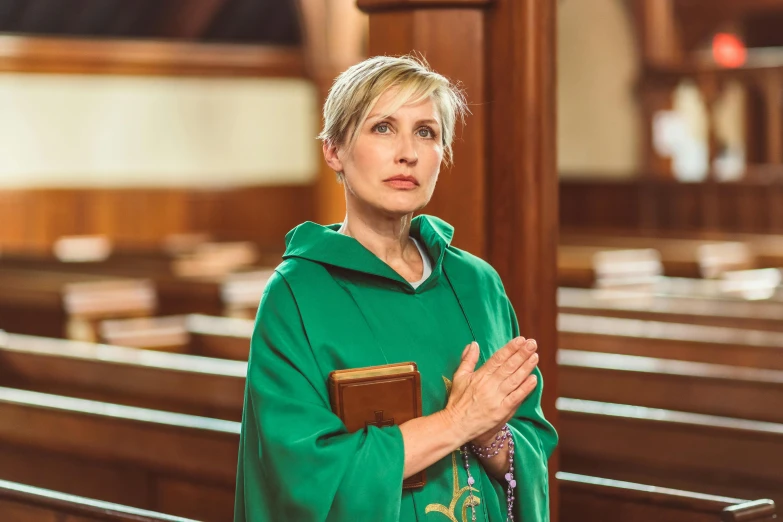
left=399, top=411, right=464, bottom=479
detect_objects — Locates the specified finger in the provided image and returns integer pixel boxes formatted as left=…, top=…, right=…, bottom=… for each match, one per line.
left=499, top=352, right=539, bottom=395
left=503, top=373, right=538, bottom=408
left=493, top=339, right=537, bottom=379
left=482, top=337, right=526, bottom=373
left=453, top=342, right=480, bottom=379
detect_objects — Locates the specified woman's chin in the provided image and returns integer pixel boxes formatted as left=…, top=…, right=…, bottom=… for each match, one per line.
left=376, top=197, right=428, bottom=217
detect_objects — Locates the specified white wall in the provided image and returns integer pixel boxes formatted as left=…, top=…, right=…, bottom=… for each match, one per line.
left=0, top=74, right=319, bottom=188
left=558, top=0, right=642, bottom=177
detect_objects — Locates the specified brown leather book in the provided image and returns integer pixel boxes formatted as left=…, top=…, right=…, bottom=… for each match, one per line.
left=328, top=361, right=426, bottom=489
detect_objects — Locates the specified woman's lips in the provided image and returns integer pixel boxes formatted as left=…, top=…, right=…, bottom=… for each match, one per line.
left=384, top=176, right=419, bottom=190
left=384, top=179, right=418, bottom=190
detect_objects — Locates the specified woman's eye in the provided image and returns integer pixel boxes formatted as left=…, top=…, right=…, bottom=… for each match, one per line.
left=417, top=128, right=434, bottom=138
left=375, top=124, right=389, bottom=133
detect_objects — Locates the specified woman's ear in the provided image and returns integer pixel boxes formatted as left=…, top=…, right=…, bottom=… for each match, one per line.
left=322, top=141, right=344, bottom=174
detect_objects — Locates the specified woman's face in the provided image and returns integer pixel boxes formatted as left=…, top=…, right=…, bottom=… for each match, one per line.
left=324, top=88, right=444, bottom=217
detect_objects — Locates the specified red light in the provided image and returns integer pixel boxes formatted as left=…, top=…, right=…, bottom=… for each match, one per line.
left=712, top=33, right=747, bottom=68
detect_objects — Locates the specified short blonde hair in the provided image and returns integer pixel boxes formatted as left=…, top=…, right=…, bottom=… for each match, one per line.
left=317, top=54, right=468, bottom=166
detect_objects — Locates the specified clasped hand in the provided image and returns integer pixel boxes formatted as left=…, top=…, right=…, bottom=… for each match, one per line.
left=443, top=337, right=539, bottom=447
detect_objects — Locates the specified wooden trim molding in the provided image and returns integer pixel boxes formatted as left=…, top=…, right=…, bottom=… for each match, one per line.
left=357, top=0, right=492, bottom=13
left=0, top=36, right=306, bottom=77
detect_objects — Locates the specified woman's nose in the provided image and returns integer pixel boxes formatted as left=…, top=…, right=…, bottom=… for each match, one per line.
left=396, top=135, right=418, bottom=165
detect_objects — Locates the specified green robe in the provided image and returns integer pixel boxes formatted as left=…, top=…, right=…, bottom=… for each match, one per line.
left=235, top=215, right=558, bottom=522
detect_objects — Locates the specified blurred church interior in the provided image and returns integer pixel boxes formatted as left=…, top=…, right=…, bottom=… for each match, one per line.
left=1, top=0, right=783, bottom=521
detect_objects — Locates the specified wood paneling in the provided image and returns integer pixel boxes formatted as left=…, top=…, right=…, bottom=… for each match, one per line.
left=0, top=35, right=306, bottom=77
left=560, top=177, right=783, bottom=234
left=0, top=185, right=313, bottom=254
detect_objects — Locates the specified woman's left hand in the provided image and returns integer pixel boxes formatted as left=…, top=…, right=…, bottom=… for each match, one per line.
left=470, top=339, right=538, bottom=447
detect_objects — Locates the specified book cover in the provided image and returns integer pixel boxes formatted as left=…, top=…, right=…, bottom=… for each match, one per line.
left=328, top=362, right=425, bottom=489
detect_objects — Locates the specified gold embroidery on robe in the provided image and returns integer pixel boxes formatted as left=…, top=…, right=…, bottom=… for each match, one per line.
left=424, top=377, right=481, bottom=522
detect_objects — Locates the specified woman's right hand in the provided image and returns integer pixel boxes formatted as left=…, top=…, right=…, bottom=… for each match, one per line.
left=441, top=337, right=539, bottom=445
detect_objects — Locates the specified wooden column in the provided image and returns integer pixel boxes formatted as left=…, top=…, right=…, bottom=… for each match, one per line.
left=697, top=71, right=724, bottom=174
left=359, top=0, right=489, bottom=258
left=631, top=0, right=682, bottom=178
left=763, top=70, right=783, bottom=165
left=297, top=0, right=368, bottom=225
left=484, top=1, right=559, bottom=518
left=632, top=0, right=683, bottom=68
left=638, top=80, right=675, bottom=178
left=357, top=0, right=559, bottom=517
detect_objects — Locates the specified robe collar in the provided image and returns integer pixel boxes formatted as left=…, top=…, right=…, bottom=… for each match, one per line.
left=282, top=214, right=454, bottom=292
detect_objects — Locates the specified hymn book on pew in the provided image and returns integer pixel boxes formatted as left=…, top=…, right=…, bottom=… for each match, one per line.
left=328, top=362, right=425, bottom=489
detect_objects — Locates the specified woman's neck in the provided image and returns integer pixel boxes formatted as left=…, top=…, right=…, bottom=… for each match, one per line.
left=339, top=210, right=415, bottom=265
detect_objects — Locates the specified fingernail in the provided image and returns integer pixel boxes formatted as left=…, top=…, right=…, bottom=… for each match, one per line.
left=526, top=340, right=537, bottom=351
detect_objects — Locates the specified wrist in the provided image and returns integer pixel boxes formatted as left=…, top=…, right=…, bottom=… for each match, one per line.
left=472, top=426, right=503, bottom=447
left=435, top=408, right=469, bottom=449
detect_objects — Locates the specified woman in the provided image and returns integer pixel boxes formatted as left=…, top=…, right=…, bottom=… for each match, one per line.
left=235, top=55, right=558, bottom=522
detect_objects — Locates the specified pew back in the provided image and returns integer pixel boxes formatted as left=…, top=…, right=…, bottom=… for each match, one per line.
left=0, top=478, right=197, bottom=522
left=559, top=472, right=777, bottom=522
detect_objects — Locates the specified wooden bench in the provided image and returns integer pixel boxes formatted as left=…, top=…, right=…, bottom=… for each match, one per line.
left=0, top=387, right=239, bottom=522
left=559, top=313, right=783, bottom=370
left=558, top=246, right=663, bottom=288
left=559, top=287, right=783, bottom=331
left=0, top=238, right=262, bottom=278
left=558, top=398, right=783, bottom=508
left=0, top=269, right=155, bottom=341
left=0, top=244, right=273, bottom=318
left=559, top=234, right=756, bottom=278
left=559, top=472, right=776, bottom=522
left=0, top=478, right=197, bottom=522
left=99, top=314, right=253, bottom=361
left=0, top=331, right=245, bottom=421
left=559, top=349, right=783, bottom=424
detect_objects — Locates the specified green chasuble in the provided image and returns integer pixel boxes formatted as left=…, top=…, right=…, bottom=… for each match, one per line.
left=235, top=215, right=558, bottom=522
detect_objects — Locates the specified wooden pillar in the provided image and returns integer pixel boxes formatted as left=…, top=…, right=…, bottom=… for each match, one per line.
left=632, top=0, right=683, bottom=68
left=357, top=0, right=559, bottom=517
left=484, top=1, right=559, bottom=517
left=631, top=0, right=683, bottom=178
left=296, top=0, right=368, bottom=225
left=638, top=80, right=675, bottom=178
left=359, top=1, right=489, bottom=257
left=763, top=70, right=783, bottom=165
left=697, top=71, right=724, bottom=176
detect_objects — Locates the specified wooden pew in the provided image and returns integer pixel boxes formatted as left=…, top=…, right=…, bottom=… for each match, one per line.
left=99, top=314, right=253, bottom=361
left=151, top=269, right=270, bottom=317
left=559, top=313, right=783, bottom=370
left=0, top=387, right=238, bottom=522
left=0, top=269, right=155, bottom=341
left=559, top=472, right=777, bottom=522
left=0, top=237, right=262, bottom=278
left=0, top=331, right=245, bottom=421
left=558, top=398, right=783, bottom=508
left=0, top=243, right=273, bottom=317
left=559, top=234, right=756, bottom=278
left=0, top=478, right=197, bottom=521
left=558, top=246, right=663, bottom=288
left=559, top=349, right=783, bottom=424
left=559, top=287, right=783, bottom=331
